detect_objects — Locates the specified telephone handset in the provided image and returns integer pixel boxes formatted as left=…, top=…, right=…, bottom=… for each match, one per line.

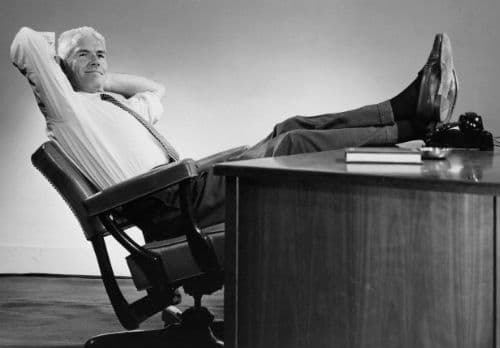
left=425, top=112, right=494, bottom=151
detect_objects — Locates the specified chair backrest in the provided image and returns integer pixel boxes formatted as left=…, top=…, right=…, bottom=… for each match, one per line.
left=32, top=141, right=165, bottom=329
left=31, top=141, right=105, bottom=240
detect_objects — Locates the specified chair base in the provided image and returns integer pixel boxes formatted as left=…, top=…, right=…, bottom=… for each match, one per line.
left=85, top=307, right=223, bottom=348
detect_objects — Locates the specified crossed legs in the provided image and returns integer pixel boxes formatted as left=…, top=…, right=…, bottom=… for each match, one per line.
left=123, top=101, right=413, bottom=241
left=237, top=101, right=401, bottom=159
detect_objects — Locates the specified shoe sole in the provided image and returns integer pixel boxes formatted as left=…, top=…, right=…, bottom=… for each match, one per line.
left=439, top=68, right=458, bottom=124
left=416, top=33, right=458, bottom=124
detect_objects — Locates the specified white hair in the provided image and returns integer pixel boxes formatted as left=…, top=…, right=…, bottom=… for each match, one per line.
left=57, top=26, right=106, bottom=60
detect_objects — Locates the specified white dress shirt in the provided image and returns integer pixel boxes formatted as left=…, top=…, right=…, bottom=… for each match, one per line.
left=11, top=27, right=170, bottom=189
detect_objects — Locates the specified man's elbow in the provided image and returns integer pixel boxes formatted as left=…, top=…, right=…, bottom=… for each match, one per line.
left=15, top=26, right=33, bottom=39
left=154, top=83, right=166, bottom=100
left=11, top=27, right=33, bottom=65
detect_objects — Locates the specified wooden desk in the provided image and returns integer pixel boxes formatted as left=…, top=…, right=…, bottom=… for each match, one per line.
left=215, top=149, right=500, bottom=348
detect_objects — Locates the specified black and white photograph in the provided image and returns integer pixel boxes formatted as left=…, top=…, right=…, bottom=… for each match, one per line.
left=1, top=0, right=500, bottom=347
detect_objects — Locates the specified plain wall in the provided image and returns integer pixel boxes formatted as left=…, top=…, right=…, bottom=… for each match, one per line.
left=1, top=0, right=499, bottom=275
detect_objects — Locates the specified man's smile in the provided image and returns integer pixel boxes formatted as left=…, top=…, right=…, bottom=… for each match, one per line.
left=85, top=70, right=103, bottom=75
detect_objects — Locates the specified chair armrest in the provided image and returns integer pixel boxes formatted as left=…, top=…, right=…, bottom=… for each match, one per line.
left=84, top=159, right=198, bottom=216
left=195, top=145, right=249, bottom=171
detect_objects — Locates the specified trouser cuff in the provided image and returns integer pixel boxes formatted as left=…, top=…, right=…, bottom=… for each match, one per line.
left=377, top=101, right=395, bottom=125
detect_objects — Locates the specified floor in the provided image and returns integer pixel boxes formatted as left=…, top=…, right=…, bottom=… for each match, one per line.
left=0, top=275, right=223, bottom=348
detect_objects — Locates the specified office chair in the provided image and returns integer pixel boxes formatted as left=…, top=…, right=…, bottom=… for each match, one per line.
left=31, top=141, right=247, bottom=348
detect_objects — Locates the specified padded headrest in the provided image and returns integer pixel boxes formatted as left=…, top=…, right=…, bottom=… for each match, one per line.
left=31, top=141, right=106, bottom=240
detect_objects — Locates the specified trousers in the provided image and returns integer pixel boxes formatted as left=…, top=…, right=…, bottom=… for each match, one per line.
left=122, top=101, right=401, bottom=241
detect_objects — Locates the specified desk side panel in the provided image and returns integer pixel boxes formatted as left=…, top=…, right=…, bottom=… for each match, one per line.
left=225, top=176, right=238, bottom=348
left=496, top=195, right=499, bottom=348
left=236, top=178, right=494, bottom=348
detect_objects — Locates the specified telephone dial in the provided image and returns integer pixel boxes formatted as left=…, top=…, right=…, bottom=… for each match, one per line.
left=425, top=112, right=494, bottom=151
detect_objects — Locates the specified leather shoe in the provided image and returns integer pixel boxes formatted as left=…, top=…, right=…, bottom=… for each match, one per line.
left=416, top=33, right=458, bottom=127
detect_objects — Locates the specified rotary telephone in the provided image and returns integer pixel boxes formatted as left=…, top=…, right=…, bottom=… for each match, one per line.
left=425, top=112, right=494, bottom=151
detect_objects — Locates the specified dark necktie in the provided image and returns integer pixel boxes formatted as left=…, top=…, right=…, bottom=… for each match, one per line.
left=100, top=93, right=179, bottom=162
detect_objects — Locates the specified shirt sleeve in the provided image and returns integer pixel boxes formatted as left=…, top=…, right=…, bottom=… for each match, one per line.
left=127, top=90, right=164, bottom=125
left=10, top=27, right=82, bottom=124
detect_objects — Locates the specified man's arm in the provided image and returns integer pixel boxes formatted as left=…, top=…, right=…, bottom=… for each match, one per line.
left=104, top=72, right=166, bottom=125
left=10, top=27, right=80, bottom=123
left=104, top=73, right=165, bottom=99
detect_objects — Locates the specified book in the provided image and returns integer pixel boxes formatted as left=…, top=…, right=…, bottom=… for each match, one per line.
left=344, top=147, right=422, bottom=164
left=346, top=163, right=423, bottom=175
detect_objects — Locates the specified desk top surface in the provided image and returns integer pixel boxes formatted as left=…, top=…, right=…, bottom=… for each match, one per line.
left=215, top=149, right=500, bottom=195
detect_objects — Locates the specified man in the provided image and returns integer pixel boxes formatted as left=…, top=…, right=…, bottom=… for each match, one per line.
left=11, top=27, right=458, bottom=241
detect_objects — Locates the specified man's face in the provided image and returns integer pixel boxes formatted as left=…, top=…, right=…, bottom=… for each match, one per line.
left=65, top=34, right=107, bottom=93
